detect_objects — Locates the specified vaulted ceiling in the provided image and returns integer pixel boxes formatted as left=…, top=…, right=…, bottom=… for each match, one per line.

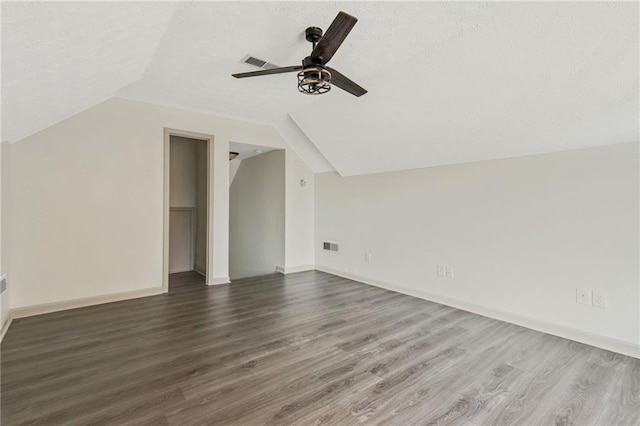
left=2, top=2, right=638, bottom=176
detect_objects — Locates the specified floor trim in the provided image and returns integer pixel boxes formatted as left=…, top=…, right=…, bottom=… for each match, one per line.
left=169, top=268, right=193, bottom=274
left=208, top=276, right=231, bottom=286
left=315, top=266, right=640, bottom=359
left=277, top=264, right=315, bottom=274
left=0, top=313, right=13, bottom=343
left=10, top=287, right=164, bottom=319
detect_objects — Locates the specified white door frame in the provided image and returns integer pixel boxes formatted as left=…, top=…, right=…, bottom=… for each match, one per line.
left=163, top=128, right=213, bottom=292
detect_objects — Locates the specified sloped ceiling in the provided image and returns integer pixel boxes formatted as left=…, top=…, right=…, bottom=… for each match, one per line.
left=2, top=2, right=638, bottom=176
left=1, top=1, right=177, bottom=143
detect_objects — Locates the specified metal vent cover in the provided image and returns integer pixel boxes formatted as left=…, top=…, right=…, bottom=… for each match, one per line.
left=240, top=55, right=279, bottom=70
left=323, top=242, right=339, bottom=252
left=245, top=56, right=266, bottom=67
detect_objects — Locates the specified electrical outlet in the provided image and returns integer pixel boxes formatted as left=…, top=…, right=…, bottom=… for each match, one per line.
left=437, top=264, right=454, bottom=278
left=593, top=291, right=607, bottom=309
left=445, top=266, right=454, bottom=278
left=365, top=252, right=372, bottom=263
left=576, top=288, right=591, bottom=305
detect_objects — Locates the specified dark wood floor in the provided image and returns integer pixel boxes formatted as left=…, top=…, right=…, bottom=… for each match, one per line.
left=1, top=271, right=638, bottom=425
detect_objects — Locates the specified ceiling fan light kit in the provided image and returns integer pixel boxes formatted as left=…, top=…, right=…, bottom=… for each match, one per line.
left=297, top=67, right=331, bottom=95
left=232, top=11, right=367, bottom=97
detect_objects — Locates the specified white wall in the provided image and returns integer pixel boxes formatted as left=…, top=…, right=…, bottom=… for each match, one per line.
left=229, top=158, right=241, bottom=186
left=169, top=136, right=198, bottom=208
left=285, top=150, right=315, bottom=272
left=0, top=143, right=2, bottom=275
left=7, top=97, right=314, bottom=308
left=315, top=143, right=639, bottom=354
left=0, top=142, right=9, bottom=328
left=229, top=151, right=285, bottom=279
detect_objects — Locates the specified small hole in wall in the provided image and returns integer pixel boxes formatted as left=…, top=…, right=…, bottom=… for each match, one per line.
left=300, top=179, right=306, bottom=187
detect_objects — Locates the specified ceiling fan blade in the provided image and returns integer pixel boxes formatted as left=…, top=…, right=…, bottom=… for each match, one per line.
left=311, top=11, right=357, bottom=64
left=327, top=67, right=367, bottom=97
left=232, top=65, right=302, bottom=78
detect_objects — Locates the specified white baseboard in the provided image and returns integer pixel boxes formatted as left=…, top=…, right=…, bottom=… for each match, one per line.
left=0, top=313, right=13, bottom=344
left=208, top=276, right=230, bottom=286
left=315, top=265, right=640, bottom=359
left=169, top=268, right=193, bottom=274
left=10, top=287, right=164, bottom=319
left=278, top=264, right=315, bottom=274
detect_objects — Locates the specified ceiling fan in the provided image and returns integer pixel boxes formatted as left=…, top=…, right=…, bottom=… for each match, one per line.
left=232, top=11, right=367, bottom=97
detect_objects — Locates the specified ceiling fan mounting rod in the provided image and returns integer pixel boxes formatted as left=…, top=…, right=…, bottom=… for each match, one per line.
left=305, top=26, right=323, bottom=53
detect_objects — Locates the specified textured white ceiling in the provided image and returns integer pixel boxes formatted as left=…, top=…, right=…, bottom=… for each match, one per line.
left=290, top=2, right=639, bottom=175
left=1, top=1, right=177, bottom=142
left=2, top=2, right=638, bottom=176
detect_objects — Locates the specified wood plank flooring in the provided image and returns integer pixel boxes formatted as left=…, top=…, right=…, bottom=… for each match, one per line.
left=1, top=270, right=638, bottom=425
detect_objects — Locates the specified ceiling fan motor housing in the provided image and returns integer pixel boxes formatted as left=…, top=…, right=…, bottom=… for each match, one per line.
left=302, top=56, right=325, bottom=69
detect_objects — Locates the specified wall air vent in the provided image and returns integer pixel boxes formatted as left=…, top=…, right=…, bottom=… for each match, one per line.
left=241, top=55, right=279, bottom=70
left=323, top=242, right=339, bottom=252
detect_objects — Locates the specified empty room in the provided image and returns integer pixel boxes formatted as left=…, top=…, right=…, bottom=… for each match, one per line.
left=0, top=2, right=638, bottom=425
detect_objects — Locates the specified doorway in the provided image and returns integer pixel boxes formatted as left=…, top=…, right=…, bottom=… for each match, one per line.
left=228, top=144, right=285, bottom=280
left=165, top=133, right=210, bottom=291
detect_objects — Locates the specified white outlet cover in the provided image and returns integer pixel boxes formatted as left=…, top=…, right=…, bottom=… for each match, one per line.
left=593, top=292, right=607, bottom=309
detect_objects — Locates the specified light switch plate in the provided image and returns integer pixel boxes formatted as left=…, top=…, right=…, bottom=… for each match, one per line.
left=576, top=288, right=591, bottom=305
